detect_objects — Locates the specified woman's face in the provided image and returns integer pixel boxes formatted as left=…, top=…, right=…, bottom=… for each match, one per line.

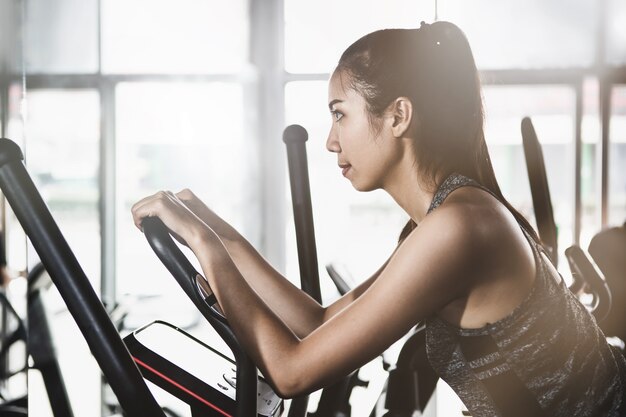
left=326, top=70, right=403, bottom=192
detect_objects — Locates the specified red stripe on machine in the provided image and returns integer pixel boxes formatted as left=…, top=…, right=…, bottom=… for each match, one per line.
left=133, top=356, right=233, bottom=417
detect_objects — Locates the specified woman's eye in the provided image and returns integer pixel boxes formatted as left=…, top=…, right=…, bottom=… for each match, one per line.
left=331, top=110, right=344, bottom=122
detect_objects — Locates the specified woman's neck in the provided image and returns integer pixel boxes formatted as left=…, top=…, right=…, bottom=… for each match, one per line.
left=383, top=156, right=441, bottom=224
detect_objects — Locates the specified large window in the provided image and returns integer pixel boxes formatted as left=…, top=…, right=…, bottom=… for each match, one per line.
left=24, top=0, right=99, bottom=73
left=607, top=0, right=626, bottom=65
left=285, top=0, right=435, bottom=73
left=101, top=0, right=248, bottom=73
left=438, top=0, right=597, bottom=69
left=19, top=89, right=101, bottom=281
left=115, top=82, right=256, bottom=297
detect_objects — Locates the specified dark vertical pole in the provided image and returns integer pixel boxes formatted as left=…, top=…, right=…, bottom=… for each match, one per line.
left=597, top=0, right=610, bottom=228
left=599, top=81, right=611, bottom=228
left=521, top=117, right=558, bottom=266
left=574, top=80, right=583, bottom=244
left=282, top=125, right=321, bottom=302
left=283, top=124, right=321, bottom=417
left=0, top=82, right=7, bottom=391
left=29, top=275, right=75, bottom=417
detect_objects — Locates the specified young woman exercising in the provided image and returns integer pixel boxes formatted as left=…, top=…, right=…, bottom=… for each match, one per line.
left=132, top=21, right=625, bottom=416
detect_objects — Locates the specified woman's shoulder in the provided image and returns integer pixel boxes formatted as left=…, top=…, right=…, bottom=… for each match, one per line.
left=415, top=185, right=534, bottom=277
left=413, top=185, right=538, bottom=327
left=422, top=185, right=515, bottom=242
left=429, top=184, right=521, bottom=235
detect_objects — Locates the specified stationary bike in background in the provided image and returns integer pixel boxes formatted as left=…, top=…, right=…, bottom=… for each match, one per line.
left=588, top=222, right=626, bottom=346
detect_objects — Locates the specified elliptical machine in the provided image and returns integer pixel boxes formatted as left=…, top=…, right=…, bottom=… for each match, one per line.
left=0, top=137, right=300, bottom=417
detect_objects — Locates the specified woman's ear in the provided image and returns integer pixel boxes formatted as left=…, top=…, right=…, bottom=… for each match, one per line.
left=389, top=97, right=413, bottom=138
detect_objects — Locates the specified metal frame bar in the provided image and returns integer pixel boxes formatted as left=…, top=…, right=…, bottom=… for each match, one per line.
left=599, top=79, right=612, bottom=227
left=574, top=80, right=583, bottom=244
left=250, top=0, right=288, bottom=271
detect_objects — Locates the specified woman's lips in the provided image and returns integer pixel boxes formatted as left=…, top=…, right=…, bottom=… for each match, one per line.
left=340, top=165, right=351, bottom=177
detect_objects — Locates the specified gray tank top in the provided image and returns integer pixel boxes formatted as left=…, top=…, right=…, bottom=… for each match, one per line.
left=424, top=174, right=626, bottom=416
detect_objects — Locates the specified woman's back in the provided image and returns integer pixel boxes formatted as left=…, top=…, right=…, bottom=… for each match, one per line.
left=424, top=174, right=626, bottom=416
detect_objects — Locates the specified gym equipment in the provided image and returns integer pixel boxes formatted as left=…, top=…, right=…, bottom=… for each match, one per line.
left=0, top=260, right=77, bottom=417
left=127, top=215, right=283, bottom=417
left=125, top=319, right=282, bottom=417
left=118, top=124, right=330, bottom=417
left=28, top=262, right=74, bottom=417
left=520, top=117, right=610, bottom=317
left=0, top=289, right=27, bottom=416
left=283, top=124, right=350, bottom=417
left=521, top=117, right=559, bottom=267
left=589, top=223, right=626, bottom=342
left=564, top=245, right=612, bottom=323
left=0, top=132, right=321, bottom=417
left=0, top=137, right=167, bottom=417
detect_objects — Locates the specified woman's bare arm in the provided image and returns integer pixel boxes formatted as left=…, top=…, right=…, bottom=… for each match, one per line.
left=139, top=190, right=392, bottom=338
left=131, top=191, right=475, bottom=398
left=194, top=205, right=472, bottom=397
left=187, top=205, right=474, bottom=398
left=167, top=189, right=327, bottom=337
left=322, top=249, right=397, bottom=322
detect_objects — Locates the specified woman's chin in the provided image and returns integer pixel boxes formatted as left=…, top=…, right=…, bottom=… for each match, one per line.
left=350, top=179, right=376, bottom=192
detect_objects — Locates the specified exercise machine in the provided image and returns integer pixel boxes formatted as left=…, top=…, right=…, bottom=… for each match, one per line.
left=521, top=116, right=614, bottom=323
left=0, top=134, right=315, bottom=417
left=588, top=222, right=626, bottom=343
left=126, top=216, right=283, bottom=417
left=0, top=137, right=169, bottom=417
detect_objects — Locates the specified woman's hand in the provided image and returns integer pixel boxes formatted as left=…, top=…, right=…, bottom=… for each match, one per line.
left=131, top=191, right=214, bottom=249
left=174, top=189, right=241, bottom=243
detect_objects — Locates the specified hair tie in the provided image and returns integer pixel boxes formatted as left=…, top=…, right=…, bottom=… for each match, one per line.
left=419, top=21, right=441, bottom=46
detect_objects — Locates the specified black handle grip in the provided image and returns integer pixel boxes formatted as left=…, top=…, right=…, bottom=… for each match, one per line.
left=521, top=117, right=558, bottom=267
left=141, top=216, right=258, bottom=417
left=565, top=244, right=612, bottom=323
left=141, top=217, right=225, bottom=323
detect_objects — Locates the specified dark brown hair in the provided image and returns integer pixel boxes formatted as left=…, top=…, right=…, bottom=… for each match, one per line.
left=335, top=21, right=540, bottom=243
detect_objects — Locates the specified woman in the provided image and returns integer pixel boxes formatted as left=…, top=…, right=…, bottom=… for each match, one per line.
left=132, top=21, right=625, bottom=415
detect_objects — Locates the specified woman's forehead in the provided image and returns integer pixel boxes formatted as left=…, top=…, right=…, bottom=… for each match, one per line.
left=328, top=71, right=359, bottom=105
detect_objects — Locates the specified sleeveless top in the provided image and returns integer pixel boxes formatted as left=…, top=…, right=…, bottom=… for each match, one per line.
left=424, top=174, right=626, bottom=417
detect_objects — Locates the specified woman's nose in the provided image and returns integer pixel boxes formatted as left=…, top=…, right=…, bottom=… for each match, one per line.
left=326, top=130, right=340, bottom=153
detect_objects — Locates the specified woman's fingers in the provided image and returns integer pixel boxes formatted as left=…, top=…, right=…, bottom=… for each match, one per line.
left=131, top=190, right=212, bottom=249
left=131, top=191, right=176, bottom=230
left=175, top=188, right=205, bottom=214
left=176, top=188, right=196, bottom=201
